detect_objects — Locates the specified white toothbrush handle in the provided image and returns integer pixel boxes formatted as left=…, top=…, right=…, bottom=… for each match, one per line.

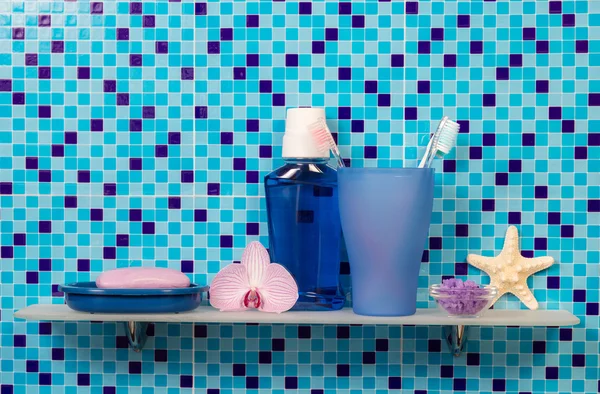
left=418, top=138, right=434, bottom=168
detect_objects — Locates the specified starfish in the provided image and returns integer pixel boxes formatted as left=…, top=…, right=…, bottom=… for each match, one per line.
left=466, top=226, right=554, bottom=310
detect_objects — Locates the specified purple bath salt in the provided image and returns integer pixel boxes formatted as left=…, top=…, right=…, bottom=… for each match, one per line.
left=436, top=278, right=490, bottom=316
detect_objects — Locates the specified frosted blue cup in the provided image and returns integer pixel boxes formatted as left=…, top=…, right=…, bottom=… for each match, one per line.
left=338, top=168, right=435, bottom=316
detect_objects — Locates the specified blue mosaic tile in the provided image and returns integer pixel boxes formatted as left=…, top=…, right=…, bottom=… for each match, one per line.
left=0, top=0, right=599, bottom=392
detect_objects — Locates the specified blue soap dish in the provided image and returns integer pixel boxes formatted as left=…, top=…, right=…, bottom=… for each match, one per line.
left=59, top=282, right=209, bottom=314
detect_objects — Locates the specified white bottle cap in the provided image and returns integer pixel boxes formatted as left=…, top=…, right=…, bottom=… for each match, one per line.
left=282, top=107, right=330, bottom=159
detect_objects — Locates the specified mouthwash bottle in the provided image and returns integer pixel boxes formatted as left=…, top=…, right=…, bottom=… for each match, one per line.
left=264, top=108, right=345, bottom=311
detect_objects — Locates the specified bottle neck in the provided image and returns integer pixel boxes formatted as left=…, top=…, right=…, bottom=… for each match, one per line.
left=283, top=158, right=329, bottom=165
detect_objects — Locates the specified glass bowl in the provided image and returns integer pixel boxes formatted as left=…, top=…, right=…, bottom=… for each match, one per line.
left=429, top=284, right=498, bottom=318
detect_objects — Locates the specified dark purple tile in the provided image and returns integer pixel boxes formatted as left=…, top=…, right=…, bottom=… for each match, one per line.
left=246, top=171, right=259, bottom=183
left=389, top=377, right=402, bottom=389
left=523, top=27, right=536, bottom=40
left=130, top=119, right=142, bottom=132
left=562, top=119, right=575, bottom=133
left=220, top=28, right=233, bottom=40
left=116, top=93, right=129, bottom=106
left=180, top=376, right=193, bottom=388
left=78, top=170, right=90, bottom=183
left=574, top=146, right=587, bottom=159
left=195, top=2, right=207, bottom=15
left=576, top=40, right=588, bottom=53
left=130, top=158, right=142, bottom=170
left=38, top=15, right=51, bottom=27
left=233, top=67, right=246, bottom=80
left=129, top=209, right=142, bottom=222
left=64, top=131, right=77, bottom=144
left=167, top=132, right=181, bottom=144
left=91, top=2, right=103, bottom=14
left=444, top=54, right=457, bottom=67
left=77, top=259, right=90, bottom=271
left=496, top=173, right=508, bottom=185
left=549, top=106, right=562, bottom=119
left=418, top=80, right=430, bottom=94
left=130, top=54, right=142, bottom=67
left=156, top=145, right=169, bottom=159
left=51, top=41, right=64, bottom=53
left=195, top=106, right=208, bottom=119
left=378, top=94, right=391, bottom=106
left=130, top=3, right=142, bottom=14
left=418, top=41, right=431, bottom=54
left=207, top=183, right=220, bottom=195
left=233, top=158, right=246, bottom=170
left=64, top=196, right=77, bottom=208
left=573, top=289, right=585, bottom=302
left=12, top=28, right=25, bottom=40
left=522, top=133, right=535, bottom=146
left=246, top=15, right=259, bottom=27
left=39, top=373, right=52, bottom=385
left=298, top=2, right=312, bottom=14
left=220, top=235, right=233, bottom=248
left=116, top=234, right=129, bottom=246
left=312, top=41, right=325, bottom=54
left=482, top=94, right=496, bottom=107
left=470, top=41, right=483, bottom=54
left=155, top=42, right=168, bottom=54
left=38, top=67, right=51, bottom=79
left=143, top=15, right=155, bottom=27
left=325, top=28, right=338, bottom=41
left=102, top=183, right=116, bottom=196
left=246, top=223, right=259, bottom=235
left=405, top=107, right=417, bottom=120
left=168, top=197, right=181, bottom=209
left=351, top=120, right=364, bottom=133
left=25, top=53, right=38, bottom=65
left=536, top=80, right=549, bottom=93
left=352, top=15, right=365, bottom=28
left=286, top=54, right=299, bottom=67
left=470, top=147, right=482, bottom=159
left=535, top=185, right=548, bottom=198
left=406, top=2, right=418, bottom=14
left=589, top=93, right=600, bottom=106
left=259, top=80, right=272, bottom=93
left=142, top=222, right=155, bottom=234
left=129, top=362, right=142, bottom=374
left=285, top=377, right=298, bottom=389
left=117, top=28, right=129, bottom=40
left=181, top=170, right=193, bottom=183
left=194, top=209, right=207, bottom=222
left=509, top=159, right=521, bottom=172
left=510, top=54, right=523, bottom=67
left=482, top=199, right=495, bottom=211
left=39, top=221, right=52, bottom=233
left=338, top=67, right=351, bottom=80
left=38, top=170, right=51, bottom=182
left=561, top=225, right=574, bottom=238
left=13, top=233, right=26, bottom=245
left=563, top=14, right=575, bottom=27
left=103, top=80, right=116, bottom=92
left=90, top=208, right=103, bottom=221
left=207, top=41, right=220, bottom=54
left=13, top=93, right=25, bottom=105
left=431, top=28, right=444, bottom=41
left=246, top=54, right=259, bottom=67
left=534, top=237, right=548, bottom=250
left=1, top=246, right=13, bottom=258
left=91, top=119, right=103, bottom=132
left=259, top=145, right=271, bottom=158
left=52, top=144, right=64, bottom=157
left=549, top=1, right=562, bottom=13
left=272, top=93, right=285, bottom=106
left=0, top=182, right=13, bottom=194
left=142, top=106, right=155, bottom=119
left=492, top=379, right=506, bottom=391
left=536, top=41, right=549, bottom=53
left=39, top=322, right=52, bottom=334
left=247, top=119, right=259, bottom=132
left=181, top=260, right=193, bottom=273
left=14, top=335, right=26, bottom=347
left=38, top=105, right=51, bottom=118
left=181, top=67, right=194, bottom=80
left=457, top=15, right=470, bottom=28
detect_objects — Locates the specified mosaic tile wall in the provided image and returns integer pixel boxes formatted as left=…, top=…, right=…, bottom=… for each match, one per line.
left=0, top=0, right=599, bottom=392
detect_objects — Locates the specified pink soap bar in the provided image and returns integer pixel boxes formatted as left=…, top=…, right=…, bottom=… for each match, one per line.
left=96, top=267, right=190, bottom=289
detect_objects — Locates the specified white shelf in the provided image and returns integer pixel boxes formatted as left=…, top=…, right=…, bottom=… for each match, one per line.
left=15, top=304, right=579, bottom=327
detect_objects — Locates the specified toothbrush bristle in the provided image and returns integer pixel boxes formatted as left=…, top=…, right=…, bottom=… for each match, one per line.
left=309, top=120, right=336, bottom=152
left=435, top=119, right=460, bottom=156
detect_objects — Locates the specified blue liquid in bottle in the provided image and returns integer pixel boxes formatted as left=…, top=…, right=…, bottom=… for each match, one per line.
left=265, top=159, right=345, bottom=311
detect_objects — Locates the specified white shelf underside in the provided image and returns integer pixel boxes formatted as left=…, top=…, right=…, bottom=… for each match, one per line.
left=15, top=304, right=580, bottom=327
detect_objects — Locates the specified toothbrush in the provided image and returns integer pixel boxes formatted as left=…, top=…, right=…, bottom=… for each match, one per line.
left=308, top=117, right=346, bottom=168
left=418, top=116, right=460, bottom=168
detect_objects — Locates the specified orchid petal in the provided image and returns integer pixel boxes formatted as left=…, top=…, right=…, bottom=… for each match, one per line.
left=258, top=263, right=299, bottom=313
left=209, top=264, right=250, bottom=312
left=241, top=241, right=270, bottom=288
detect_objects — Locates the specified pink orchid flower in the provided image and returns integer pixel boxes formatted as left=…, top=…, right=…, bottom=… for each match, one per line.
left=210, top=242, right=298, bottom=313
